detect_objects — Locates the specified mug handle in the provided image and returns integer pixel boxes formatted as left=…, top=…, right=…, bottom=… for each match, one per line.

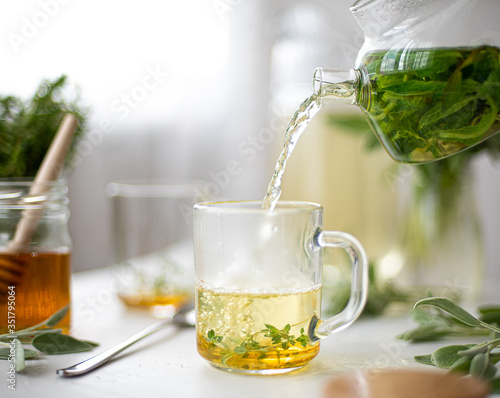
left=308, top=229, right=369, bottom=341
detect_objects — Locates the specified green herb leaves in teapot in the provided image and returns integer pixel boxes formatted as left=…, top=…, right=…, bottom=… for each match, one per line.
left=363, top=45, right=500, bottom=163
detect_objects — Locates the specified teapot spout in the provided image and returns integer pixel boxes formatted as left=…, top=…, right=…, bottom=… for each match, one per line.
left=313, top=68, right=359, bottom=106
left=313, top=67, right=370, bottom=109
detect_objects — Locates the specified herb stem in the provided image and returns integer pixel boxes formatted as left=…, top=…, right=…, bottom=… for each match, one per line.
left=480, top=321, right=500, bottom=336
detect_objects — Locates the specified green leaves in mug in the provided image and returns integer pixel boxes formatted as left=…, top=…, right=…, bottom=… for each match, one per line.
left=204, top=322, right=312, bottom=365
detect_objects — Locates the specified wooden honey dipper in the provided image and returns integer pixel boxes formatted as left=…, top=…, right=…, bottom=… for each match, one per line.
left=0, top=114, right=78, bottom=294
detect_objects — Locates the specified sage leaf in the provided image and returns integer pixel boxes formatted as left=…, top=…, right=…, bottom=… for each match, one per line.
left=479, top=307, right=500, bottom=326
left=14, top=328, right=63, bottom=344
left=0, top=348, right=11, bottom=360
left=450, top=356, right=472, bottom=373
left=398, top=326, right=452, bottom=342
left=82, top=340, right=100, bottom=347
left=46, top=305, right=70, bottom=327
left=0, top=340, right=28, bottom=371
left=414, top=297, right=481, bottom=327
left=489, top=329, right=500, bottom=340
left=382, top=80, right=444, bottom=96
left=478, top=306, right=500, bottom=315
left=23, top=349, right=40, bottom=359
left=470, top=353, right=497, bottom=379
left=414, top=354, right=434, bottom=366
left=17, top=305, right=70, bottom=334
left=458, top=344, right=489, bottom=358
left=441, top=70, right=463, bottom=111
left=490, top=353, right=500, bottom=365
left=32, top=333, right=96, bottom=355
left=431, top=345, right=471, bottom=368
left=0, top=347, right=38, bottom=360
left=14, top=339, right=25, bottom=372
left=410, top=308, right=444, bottom=326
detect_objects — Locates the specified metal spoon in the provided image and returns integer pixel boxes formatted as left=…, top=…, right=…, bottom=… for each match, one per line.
left=56, top=303, right=195, bottom=377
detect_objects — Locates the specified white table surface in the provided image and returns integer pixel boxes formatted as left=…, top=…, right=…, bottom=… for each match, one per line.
left=2, top=268, right=497, bottom=398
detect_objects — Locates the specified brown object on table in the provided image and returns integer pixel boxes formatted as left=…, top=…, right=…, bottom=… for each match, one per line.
left=323, top=369, right=490, bottom=398
left=0, top=114, right=78, bottom=293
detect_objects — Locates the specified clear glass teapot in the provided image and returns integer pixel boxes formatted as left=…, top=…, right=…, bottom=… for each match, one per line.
left=314, top=0, right=500, bottom=163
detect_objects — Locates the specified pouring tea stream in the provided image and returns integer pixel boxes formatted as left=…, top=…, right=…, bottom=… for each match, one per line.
left=263, top=0, right=499, bottom=212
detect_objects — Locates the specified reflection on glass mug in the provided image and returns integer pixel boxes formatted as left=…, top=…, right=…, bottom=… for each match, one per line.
left=193, top=201, right=368, bottom=375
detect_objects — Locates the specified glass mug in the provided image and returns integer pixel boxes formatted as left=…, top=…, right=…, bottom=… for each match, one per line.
left=194, top=201, right=368, bottom=374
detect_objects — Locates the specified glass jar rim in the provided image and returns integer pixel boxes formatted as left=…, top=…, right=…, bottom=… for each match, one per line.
left=0, top=177, right=66, bottom=185
left=0, top=178, right=68, bottom=209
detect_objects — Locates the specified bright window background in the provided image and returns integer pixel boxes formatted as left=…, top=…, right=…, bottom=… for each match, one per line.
left=0, top=1, right=229, bottom=119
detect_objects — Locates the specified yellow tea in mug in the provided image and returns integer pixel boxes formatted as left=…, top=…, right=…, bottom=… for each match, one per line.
left=196, top=281, right=321, bottom=373
left=193, top=201, right=368, bottom=374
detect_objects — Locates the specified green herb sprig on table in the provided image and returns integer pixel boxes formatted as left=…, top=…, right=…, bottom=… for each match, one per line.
left=399, top=297, right=500, bottom=393
left=323, top=262, right=410, bottom=318
left=0, top=75, right=87, bottom=178
left=398, top=300, right=490, bottom=343
left=206, top=323, right=311, bottom=365
left=0, top=305, right=98, bottom=372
